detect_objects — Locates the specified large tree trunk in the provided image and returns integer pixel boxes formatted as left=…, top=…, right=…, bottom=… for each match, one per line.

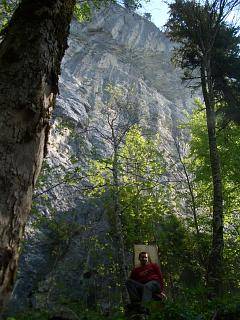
left=201, top=64, right=224, bottom=296
left=0, top=0, right=75, bottom=309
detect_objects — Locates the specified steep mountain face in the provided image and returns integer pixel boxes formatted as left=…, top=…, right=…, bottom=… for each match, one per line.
left=57, top=4, right=193, bottom=137
left=8, top=4, right=197, bottom=314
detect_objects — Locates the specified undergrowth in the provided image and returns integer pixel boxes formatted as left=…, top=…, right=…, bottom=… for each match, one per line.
left=7, top=292, right=240, bottom=320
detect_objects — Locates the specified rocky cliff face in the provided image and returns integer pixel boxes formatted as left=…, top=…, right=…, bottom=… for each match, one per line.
left=9, top=4, right=197, bottom=314
left=57, top=4, right=193, bottom=137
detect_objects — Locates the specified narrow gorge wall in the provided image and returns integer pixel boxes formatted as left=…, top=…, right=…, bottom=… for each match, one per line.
left=8, top=4, right=197, bottom=314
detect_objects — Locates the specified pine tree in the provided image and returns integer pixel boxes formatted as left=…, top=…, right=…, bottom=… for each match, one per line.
left=166, top=0, right=240, bottom=296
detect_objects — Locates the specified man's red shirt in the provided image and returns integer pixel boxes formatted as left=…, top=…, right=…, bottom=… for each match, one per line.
left=130, top=262, right=163, bottom=291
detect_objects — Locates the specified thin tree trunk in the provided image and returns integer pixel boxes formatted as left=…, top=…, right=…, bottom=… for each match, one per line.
left=174, top=139, right=200, bottom=237
left=200, top=64, right=224, bottom=296
left=112, top=139, right=128, bottom=305
left=0, top=0, right=75, bottom=309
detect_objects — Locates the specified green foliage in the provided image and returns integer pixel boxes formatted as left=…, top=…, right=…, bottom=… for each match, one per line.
left=6, top=310, right=49, bottom=320
left=180, top=100, right=240, bottom=290
left=0, top=0, right=19, bottom=32
left=147, top=292, right=240, bottom=319
left=74, top=2, right=91, bottom=22
left=9, top=292, right=240, bottom=319
left=24, top=109, right=240, bottom=317
left=185, top=101, right=240, bottom=216
left=88, top=125, right=170, bottom=246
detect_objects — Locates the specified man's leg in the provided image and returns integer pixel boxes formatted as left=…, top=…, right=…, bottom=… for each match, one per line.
left=126, top=279, right=143, bottom=304
left=142, top=281, right=161, bottom=303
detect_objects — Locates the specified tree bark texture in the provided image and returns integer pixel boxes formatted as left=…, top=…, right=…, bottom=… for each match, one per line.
left=0, top=0, right=75, bottom=309
left=201, top=64, right=224, bottom=296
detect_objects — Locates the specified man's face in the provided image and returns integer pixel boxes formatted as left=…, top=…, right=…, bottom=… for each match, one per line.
left=139, top=253, right=148, bottom=266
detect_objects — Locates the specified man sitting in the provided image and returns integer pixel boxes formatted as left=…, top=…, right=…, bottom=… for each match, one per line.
left=126, top=251, right=164, bottom=313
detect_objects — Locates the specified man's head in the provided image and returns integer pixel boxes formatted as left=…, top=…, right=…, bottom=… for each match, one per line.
left=138, top=252, right=149, bottom=266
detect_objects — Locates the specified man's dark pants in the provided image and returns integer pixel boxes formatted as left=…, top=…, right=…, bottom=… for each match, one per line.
left=126, top=279, right=161, bottom=304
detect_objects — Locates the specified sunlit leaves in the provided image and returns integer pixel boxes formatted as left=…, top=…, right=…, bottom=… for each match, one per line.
left=182, top=100, right=240, bottom=287
left=87, top=126, right=170, bottom=246
left=74, top=2, right=92, bottom=22
left=120, top=126, right=166, bottom=186
left=185, top=101, right=240, bottom=214
left=0, top=0, right=19, bottom=32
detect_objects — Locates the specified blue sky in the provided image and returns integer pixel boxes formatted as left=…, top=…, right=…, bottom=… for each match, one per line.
left=137, top=0, right=170, bottom=29
left=137, top=0, right=240, bottom=29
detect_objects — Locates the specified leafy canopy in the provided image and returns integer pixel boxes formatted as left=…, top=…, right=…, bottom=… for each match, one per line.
left=185, top=100, right=240, bottom=214
left=88, top=126, right=170, bottom=245
left=182, top=100, right=240, bottom=289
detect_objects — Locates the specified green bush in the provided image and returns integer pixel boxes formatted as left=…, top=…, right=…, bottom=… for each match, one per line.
left=8, top=291, right=240, bottom=320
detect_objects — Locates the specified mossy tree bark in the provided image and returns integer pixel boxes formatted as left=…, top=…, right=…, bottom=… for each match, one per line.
left=0, top=0, right=75, bottom=309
